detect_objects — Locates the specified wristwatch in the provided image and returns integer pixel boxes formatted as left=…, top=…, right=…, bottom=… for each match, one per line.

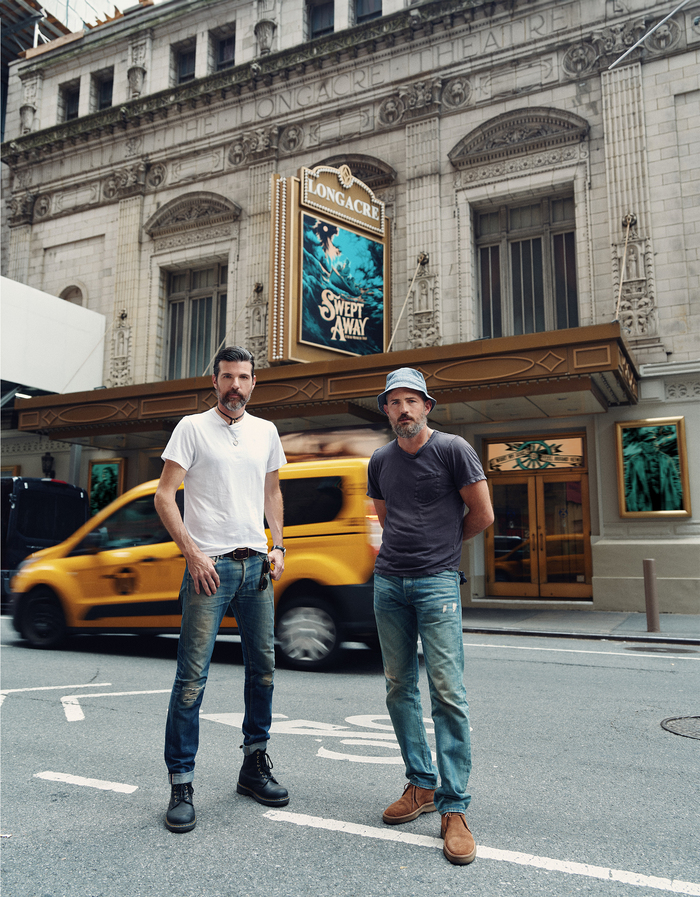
left=272, top=544, right=286, bottom=556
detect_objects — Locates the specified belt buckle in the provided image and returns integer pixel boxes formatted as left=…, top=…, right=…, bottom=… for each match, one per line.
left=232, top=548, right=248, bottom=560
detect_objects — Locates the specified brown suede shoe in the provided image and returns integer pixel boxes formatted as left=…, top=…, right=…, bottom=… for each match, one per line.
left=441, top=812, right=477, bottom=865
left=382, top=782, right=436, bottom=825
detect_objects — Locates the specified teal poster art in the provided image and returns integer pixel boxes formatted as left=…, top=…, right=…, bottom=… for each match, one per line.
left=301, top=213, right=384, bottom=355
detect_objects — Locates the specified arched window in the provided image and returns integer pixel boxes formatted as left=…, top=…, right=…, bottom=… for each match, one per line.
left=61, top=286, right=84, bottom=306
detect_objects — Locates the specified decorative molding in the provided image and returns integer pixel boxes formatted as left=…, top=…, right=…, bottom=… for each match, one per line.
left=408, top=274, right=441, bottom=349
left=315, top=154, right=397, bottom=190
left=102, top=161, right=148, bottom=201
left=666, top=379, right=700, bottom=400
left=227, top=126, right=279, bottom=167
left=455, top=144, right=586, bottom=188
left=7, top=190, right=35, bottom=226
left=143, top=191, right=241, bottom=239
left=448, top=107, right=589, bottom=170
left=378, top=78, right=442, bottom=127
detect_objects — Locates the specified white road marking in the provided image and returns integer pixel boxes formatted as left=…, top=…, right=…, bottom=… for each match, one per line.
left=463, top=642, right=700, bottom=661
left=0, top=683, right=111, bottom=707
left=61, top=689, right=170, bottom=721
left=264, top=810, right=700, bottom=895
left=34, top=771, right=137, bottom=794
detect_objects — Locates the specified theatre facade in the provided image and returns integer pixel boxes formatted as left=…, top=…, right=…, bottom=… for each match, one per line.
left=2, top=0, right=698, bottom=612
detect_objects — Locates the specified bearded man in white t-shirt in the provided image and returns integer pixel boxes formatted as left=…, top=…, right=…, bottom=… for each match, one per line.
left=155, top=346, right=288, bottom=834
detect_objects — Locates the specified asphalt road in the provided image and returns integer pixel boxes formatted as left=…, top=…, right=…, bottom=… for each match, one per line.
left=2, top=615, right=699, bottom=897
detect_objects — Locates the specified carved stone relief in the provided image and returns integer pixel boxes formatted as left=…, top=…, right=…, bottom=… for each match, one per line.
left=666, top=379, right=700, bottom=400
left=255, top=19, right=277, bottom=55
left=279, top=124, right=304, bottom=154
left=613, top=236, right=657, bottom=338
left=103, top=162, right=148, bottom=201
left=378, top=78, right=443, bottom=127
left=144, top=192, right=241, bottom=252
left=108, top=310, right=132, bottom=389
left=227, top=126, right=279, bottom=167
left=8, top=191, right=36, bottom=226
left=247, top=288, right=268, bottom=366
left=408, top=274, right=441, bottom=350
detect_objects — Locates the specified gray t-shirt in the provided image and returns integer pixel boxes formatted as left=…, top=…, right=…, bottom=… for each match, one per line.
left=367, top=430, right=486, bottom=577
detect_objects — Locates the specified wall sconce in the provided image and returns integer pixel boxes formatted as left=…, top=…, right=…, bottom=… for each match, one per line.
left=42, top=452, right=56, bottom=479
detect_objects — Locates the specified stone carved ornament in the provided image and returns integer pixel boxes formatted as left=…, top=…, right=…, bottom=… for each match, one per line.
left=562, top=14, right=684, bottom=78
left=227, top=126, right=279, bottom=166
left=144, top=192, right=242, bottom=239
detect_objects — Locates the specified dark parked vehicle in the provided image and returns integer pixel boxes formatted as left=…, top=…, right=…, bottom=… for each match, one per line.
left=1, top=477, right=90, bottom=606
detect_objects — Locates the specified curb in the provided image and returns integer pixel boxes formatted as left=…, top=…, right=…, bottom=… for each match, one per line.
left=461, top=626, right=700, bottom=647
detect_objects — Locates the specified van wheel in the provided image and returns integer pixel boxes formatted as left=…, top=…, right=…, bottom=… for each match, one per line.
left=21, top=588, right=67, bottom=649
left=276, top=596, right=341, bottom=671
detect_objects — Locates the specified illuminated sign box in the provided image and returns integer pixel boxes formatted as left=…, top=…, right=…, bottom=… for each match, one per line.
left=269, top=165, right=390, bottom=364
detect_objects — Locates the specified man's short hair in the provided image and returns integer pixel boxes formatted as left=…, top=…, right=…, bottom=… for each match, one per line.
left=213, top=346, right=255, bottom=378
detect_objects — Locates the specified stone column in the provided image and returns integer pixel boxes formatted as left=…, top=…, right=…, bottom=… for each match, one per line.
left=245, top=160, right=274, bottom=367
left=601, top=63, right=664, bottom=362
left=403, top=118, right=441, bottom=351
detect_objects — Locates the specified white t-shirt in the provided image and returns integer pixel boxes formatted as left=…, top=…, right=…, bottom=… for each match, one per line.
left=161, top=408, right=286, bottom=556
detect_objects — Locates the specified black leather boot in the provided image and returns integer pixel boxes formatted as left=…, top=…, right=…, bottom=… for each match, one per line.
left=165, top=783, right=196, bottom=833
left=237, top=750, right=289, bottom=807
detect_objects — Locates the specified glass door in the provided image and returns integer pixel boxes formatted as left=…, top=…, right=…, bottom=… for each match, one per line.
left=486, top=473, right=592, bottom=599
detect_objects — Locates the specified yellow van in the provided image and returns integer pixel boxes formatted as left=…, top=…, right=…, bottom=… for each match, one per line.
left=10, top=458, right=380, bottom=670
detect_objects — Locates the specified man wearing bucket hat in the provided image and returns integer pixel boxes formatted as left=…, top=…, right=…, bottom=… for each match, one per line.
left=367, top=367, right=494, bottom=866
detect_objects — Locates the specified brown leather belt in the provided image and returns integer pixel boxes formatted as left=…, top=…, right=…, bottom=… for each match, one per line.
left=221, top=548, right=261, bottom=561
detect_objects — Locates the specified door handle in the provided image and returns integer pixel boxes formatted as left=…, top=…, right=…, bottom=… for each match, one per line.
left=539, top=533, right=544, bottom=551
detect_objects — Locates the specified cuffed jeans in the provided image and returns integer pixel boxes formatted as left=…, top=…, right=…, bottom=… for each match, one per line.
left=374, top=570, right=471, bottom=815
left=165, top=554, right=275, bottom=784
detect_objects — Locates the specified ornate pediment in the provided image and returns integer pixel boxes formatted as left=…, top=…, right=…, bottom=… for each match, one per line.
left=448, top=108, right=589, bottom=170
left=144, top=192, right=241, bottom=238
left=314, top=154, right=397, bottom=191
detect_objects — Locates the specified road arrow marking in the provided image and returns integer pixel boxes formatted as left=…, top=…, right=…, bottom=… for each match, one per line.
left=0, top=683, right=111, bottom=708
left=61, top=689, right=170, bottom=721
left=264, top=811, right=700, bottom=894
left=34, top=771, right=137, bottom=793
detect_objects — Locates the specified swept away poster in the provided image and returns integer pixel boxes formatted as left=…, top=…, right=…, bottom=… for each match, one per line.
left=300, top=213, right=384, bottom=356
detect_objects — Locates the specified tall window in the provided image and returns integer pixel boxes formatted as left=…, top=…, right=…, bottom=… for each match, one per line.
left=476, top=196, right=578, bottom=339
left=172, top=40, right=196, bottom=84
left=166, top=265, right=228, bottom=380
left=60, top=81, right=80, bottom=121
left=217, top=35, right=235, bottom=69
left=91, top=69, right=113, bottom=112
left=308, top=0, right=334, bottom=38
left=356, top=0, right=382, bottom=23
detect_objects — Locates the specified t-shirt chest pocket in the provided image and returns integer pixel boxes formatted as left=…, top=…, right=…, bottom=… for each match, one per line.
left=414, top=473, right=442, bottom=504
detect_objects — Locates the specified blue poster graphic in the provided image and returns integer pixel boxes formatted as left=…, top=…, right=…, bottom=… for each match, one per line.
left=301, top=214, right=384, bottom=355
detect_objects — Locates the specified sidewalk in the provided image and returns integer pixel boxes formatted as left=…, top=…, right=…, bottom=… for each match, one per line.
left=461, top=607, right=700, bottom=645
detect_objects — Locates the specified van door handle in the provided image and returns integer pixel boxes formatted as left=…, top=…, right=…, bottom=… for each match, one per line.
left=141, top=557, right=158, bottom=563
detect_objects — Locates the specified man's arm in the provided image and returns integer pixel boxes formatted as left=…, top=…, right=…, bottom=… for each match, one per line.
left=264, top=469, right=285, bottom=582
left=459, top=479, right=495, bottom=541
left=372, top=498, right=387, bottom=529
left=154, top=459, right=220, bottom=596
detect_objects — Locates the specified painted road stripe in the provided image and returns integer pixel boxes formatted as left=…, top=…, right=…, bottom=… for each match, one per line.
left=264, top=811, right=700, bottom=895
left=0, top=683, right=111, bottom=708
left=463, top=642, right=700, bottom=661
left=61, top=689, right=171, bottom=721
left=34, top=772, right=137, bottom=794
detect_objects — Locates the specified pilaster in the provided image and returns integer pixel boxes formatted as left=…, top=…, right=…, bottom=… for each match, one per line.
left=246, top=161, right=274, bottom=367
left=404, top=118, right=441, bottom=351
left=601, top=64, right=664, bottom=362
left=109, top=196, right=143, bottom=387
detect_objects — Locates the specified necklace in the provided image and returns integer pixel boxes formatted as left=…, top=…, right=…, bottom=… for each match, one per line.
left=217, top=405, right=244, bottom=445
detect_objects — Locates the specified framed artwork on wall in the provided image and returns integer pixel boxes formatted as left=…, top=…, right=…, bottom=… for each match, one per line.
left=88, top=458, right=125, bottom=515
left=615, top=417, right=691, bottom=518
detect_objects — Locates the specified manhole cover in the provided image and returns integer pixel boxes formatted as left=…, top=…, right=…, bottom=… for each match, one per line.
left=660, top=717, right=700, bottom=740
left=625, top=645, right=698, bottom=654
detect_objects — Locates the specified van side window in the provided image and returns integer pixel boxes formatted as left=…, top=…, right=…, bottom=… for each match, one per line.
left=73, top=493, right=182, bottom=553
left=16, top=490, right=87, bottom=542
left=280, top=477, right=344, bottom=526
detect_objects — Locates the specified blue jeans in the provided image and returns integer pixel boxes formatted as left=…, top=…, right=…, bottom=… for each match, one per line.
left=374, top=571, right=471, bottom=815
left=165, top=554, right=275, bottom=784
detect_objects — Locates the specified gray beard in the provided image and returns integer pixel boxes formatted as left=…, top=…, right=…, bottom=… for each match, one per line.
left=392, top=419, right=426, bottom=439
left=220, top=392, right=249, bottom=414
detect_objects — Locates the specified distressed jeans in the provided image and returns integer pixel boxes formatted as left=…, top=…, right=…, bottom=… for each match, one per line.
left=373, top=570, right=472, bottom=815
left=165, top=554, right=275, bottom=784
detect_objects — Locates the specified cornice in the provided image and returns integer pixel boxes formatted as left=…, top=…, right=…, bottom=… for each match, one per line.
left=1, top=1, right=690, bottom=168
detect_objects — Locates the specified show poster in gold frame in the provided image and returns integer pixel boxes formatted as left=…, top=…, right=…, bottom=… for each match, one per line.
left=615, top=417, right=691, bottom=518
left=269, top=164, right=390, bottom=364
